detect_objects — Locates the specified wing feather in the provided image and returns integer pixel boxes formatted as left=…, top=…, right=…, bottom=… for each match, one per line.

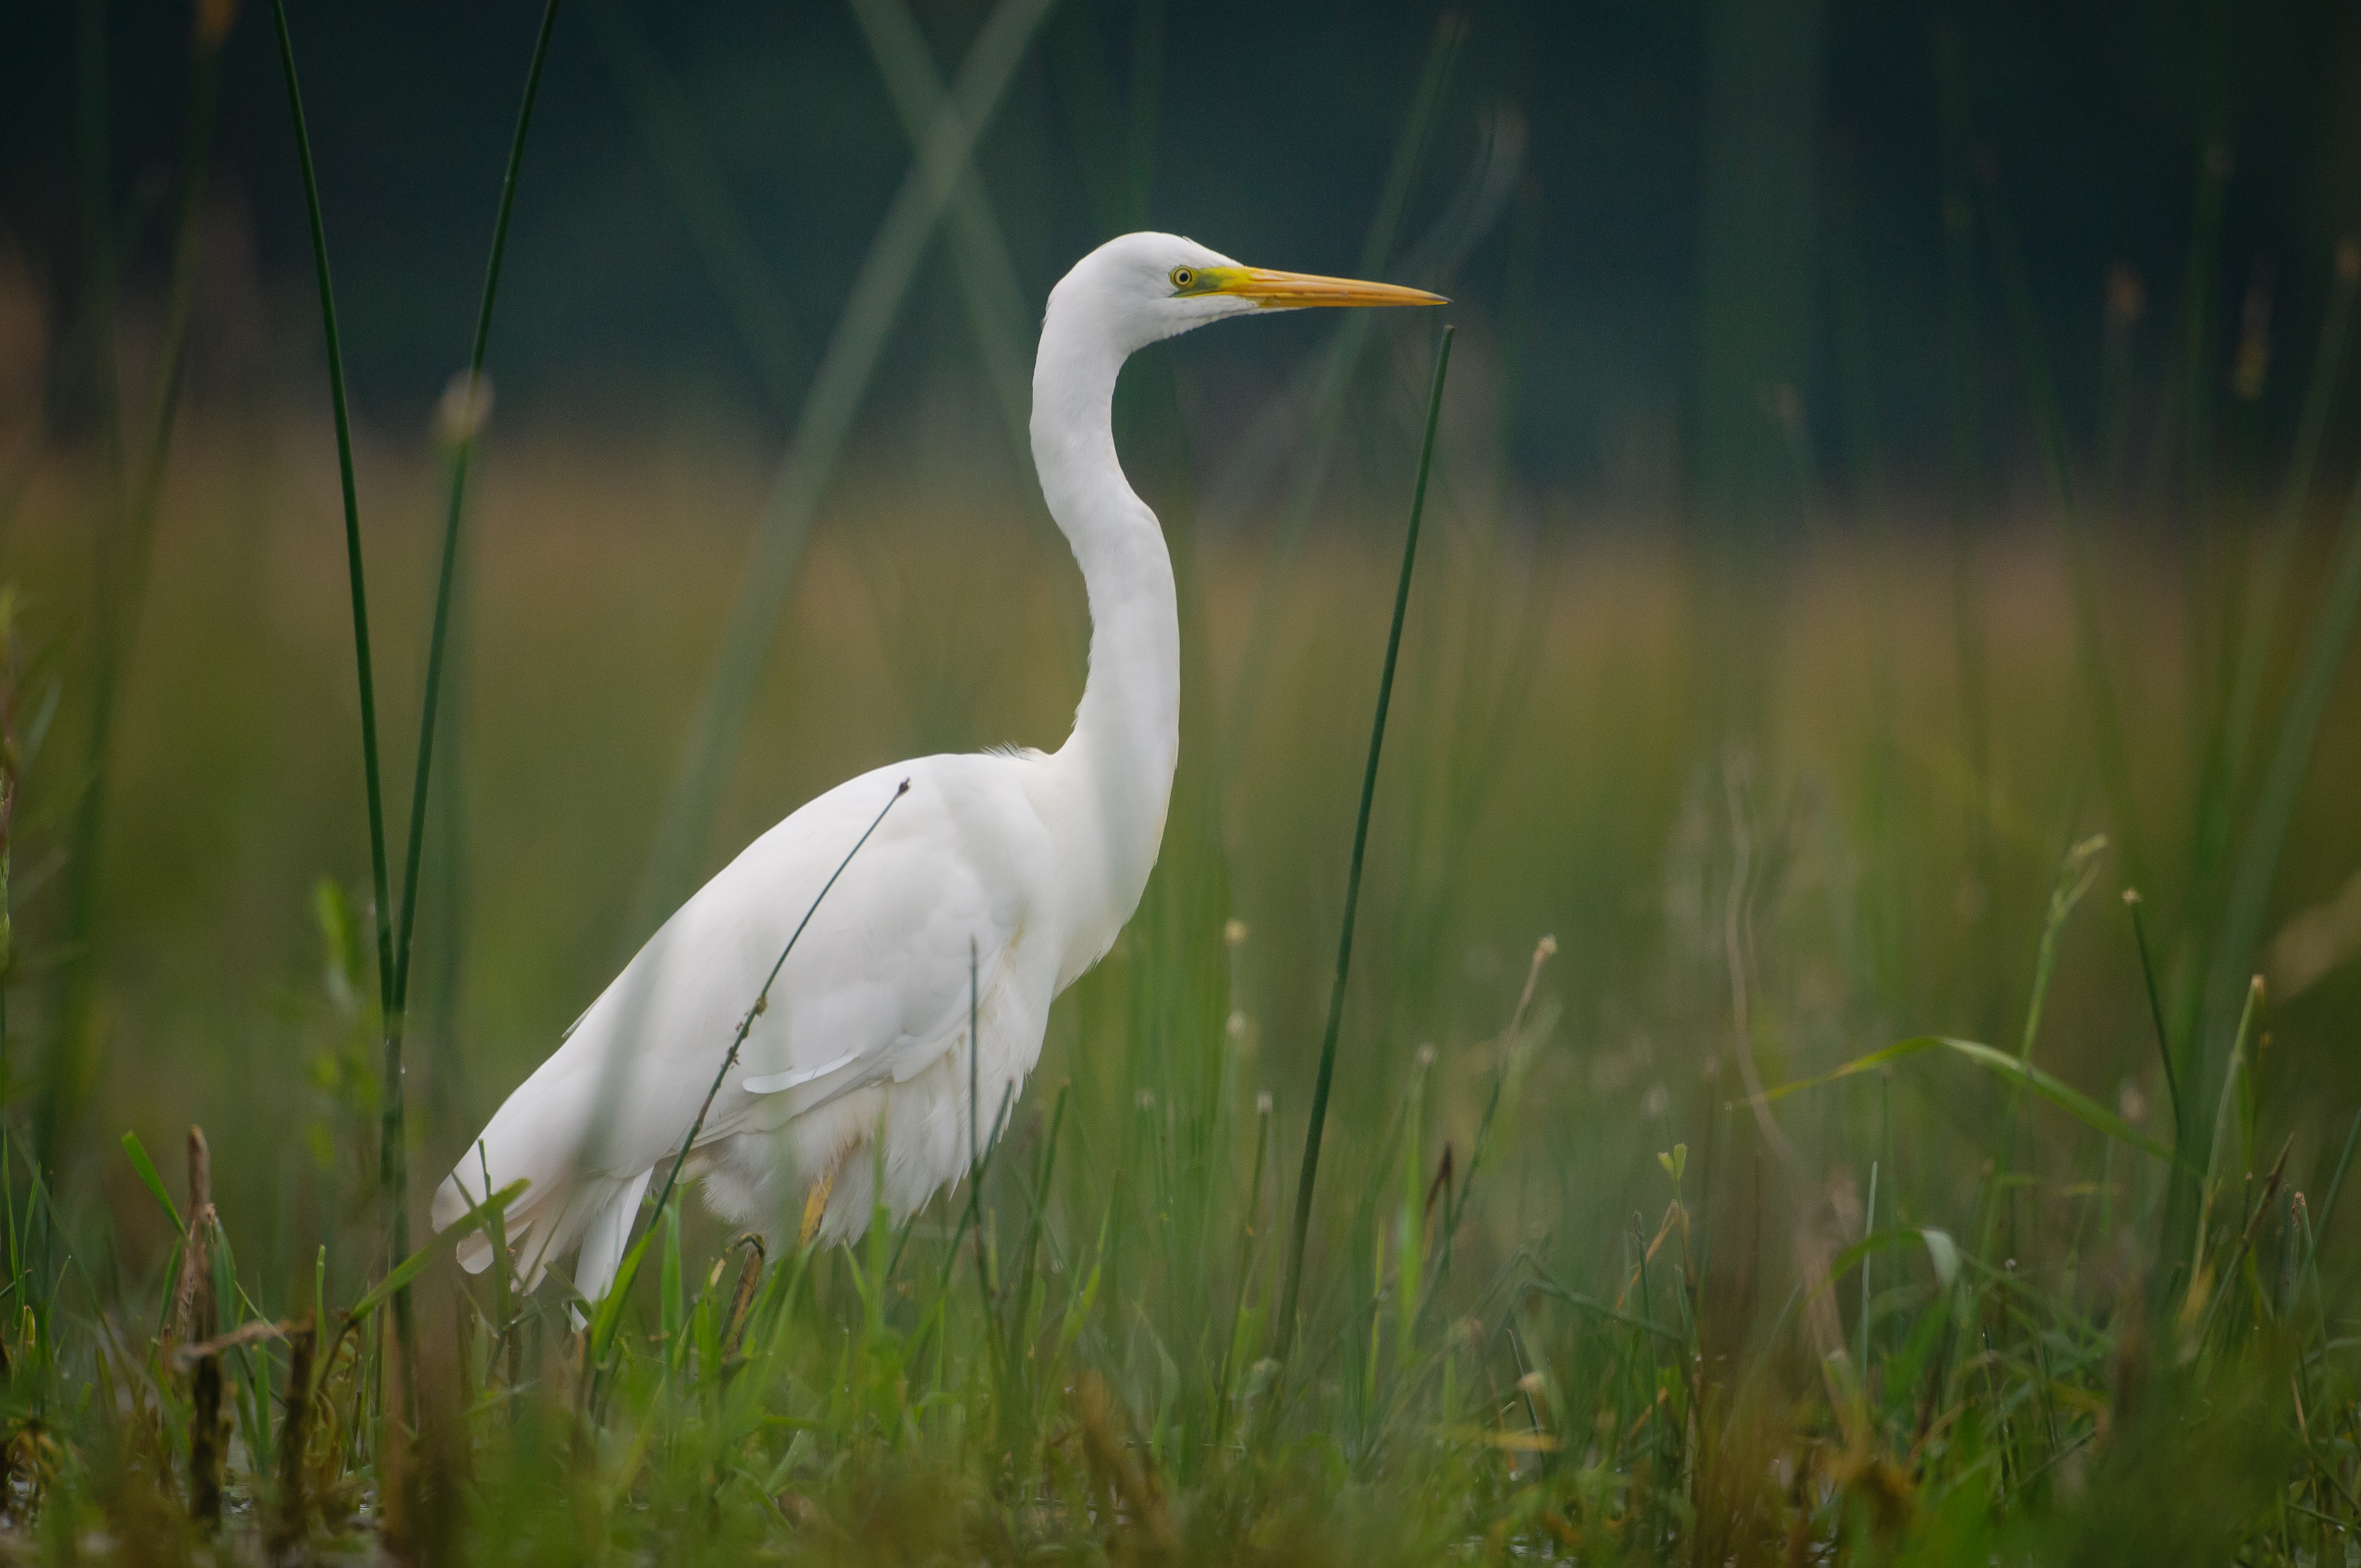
left=432, top=754, right=1054, bottom=1296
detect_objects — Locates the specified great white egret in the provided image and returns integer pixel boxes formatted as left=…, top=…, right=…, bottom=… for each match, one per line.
left=433, top=233, right=1444, bottom=1303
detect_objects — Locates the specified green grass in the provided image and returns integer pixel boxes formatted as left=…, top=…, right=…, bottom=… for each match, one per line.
left=2, top=421, right=2356, bottom=1562
left=5, top=7, right=2361, bottom=1563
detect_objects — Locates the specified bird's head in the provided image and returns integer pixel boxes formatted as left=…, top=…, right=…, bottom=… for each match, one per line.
left=1052, top=232, right=1445, bottom=357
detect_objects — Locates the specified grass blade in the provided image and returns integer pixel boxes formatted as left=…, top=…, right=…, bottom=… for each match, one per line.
left=1277, top=325, right=1453, bottom=1358
left=1933, top=25, right=1999, bottom=1033
left=2221, top=240, right=2359, bottom=804
left=344, top=1178, right=527, bottom=1327
left=1764, top=1035, right=2174, bottom=1164
left=2202, top=468, right=2361, bottom=1096
left=118, top=1132, right=182, bottom=1235
left=1217, top=17, right=1462, bottom=772
left=265, top=0, right=397, bottom=1081
left=1978, top=160, right=2148, bottom=895
left=2124, top=888, right=2184, bottom=1145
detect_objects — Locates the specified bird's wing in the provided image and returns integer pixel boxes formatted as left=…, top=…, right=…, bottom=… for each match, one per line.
left=434, top=754, right=1054, bottom=1275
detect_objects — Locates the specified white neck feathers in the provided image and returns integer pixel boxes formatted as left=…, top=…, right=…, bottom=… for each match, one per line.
left=1029, top=274, right=1182, bottom=988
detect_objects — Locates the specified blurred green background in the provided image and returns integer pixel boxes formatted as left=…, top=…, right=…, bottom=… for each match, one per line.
left=0, top=0, right=2357, bottom=1309
left=10, top=1, right=2361, bottom=489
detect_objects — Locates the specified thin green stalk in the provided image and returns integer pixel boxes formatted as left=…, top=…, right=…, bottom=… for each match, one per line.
left=845, top=0, right=1094, bottom=693
left=379, top=0, right=564, bottom=1340
left=2016, top=835, right=2108, bottom=1069
left=1211, top=1093, right=1270, bottom=1449
left=44, top=10, right=226, bottom=1177
left=1276, top=325, right=1452, bottom=1359
left=626, top=0, right=1056, bottom=944
left=1386, top=153, right=1543, bottom=1046
left=2221, top=239, right=2358, bottom=803
left=390, top=0, right=562, bottom=1020
left=2124, top=888, right=2183, bottom=1142
left=2309, top=1106, right=2361, bottom=1273
left=1004, top=1082, right=1067, bottom=1359
left=1826, top=145, right=1906, bottom=999
left=1437, top=933, right=1554, bottom=1257
left=266, top=0, right=396, bottom=1042
left=582, top=0, right=807, bottom=417
left=1979, top=164, right=2150, bottom=896
left=1218, top=17, right=1461, bottom=774
left=1977, top=832, right=2107, bottom=1265
left=2163, top=134, right=2233, bottom=831
left=1395, top=1047, right=1430, bottom=1379
left=1859, top=1158, right=1877, bottom=1372
left=847, top=0, right=1038, bottom=471
left=2186, top=241, right=2360, bottom=1019
left=422, top=483, right=472, bottom=1146
left=2162, top=424, right=2361, bottom=1300
left=2188, top=976, right=2265, bottom=1294
left=41, top=0, right=124, bottom=1183
left=587, top=780, right=906, bottom=1372
left=2200, top=466, right=2361, bottom=1111
left=1933, top=23, right=1996, bottom=1033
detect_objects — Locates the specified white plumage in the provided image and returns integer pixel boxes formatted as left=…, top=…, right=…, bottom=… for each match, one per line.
left=433, top=232, right=1441, bottom=1303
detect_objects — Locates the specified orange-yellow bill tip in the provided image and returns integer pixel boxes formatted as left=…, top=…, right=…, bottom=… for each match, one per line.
left=1213, top=266, right=1448, bottom=308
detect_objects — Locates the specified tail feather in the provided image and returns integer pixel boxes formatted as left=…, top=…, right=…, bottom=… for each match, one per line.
left=574, top=1169, right=654, bottom=1303
left=437, top=1165, right=644, bottom=1297
left=434, top=1041, right=645, bottom=1295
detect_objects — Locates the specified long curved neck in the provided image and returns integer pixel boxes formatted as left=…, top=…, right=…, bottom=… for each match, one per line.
left=1031, top=296, right=1180, bottom=988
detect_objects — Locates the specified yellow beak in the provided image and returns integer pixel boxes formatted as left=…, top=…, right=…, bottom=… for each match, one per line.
left=1200, top=266, right=1448, bottom=309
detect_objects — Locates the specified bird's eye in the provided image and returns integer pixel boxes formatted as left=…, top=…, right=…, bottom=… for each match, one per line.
left=1169, top=266, right=1195, bottom=291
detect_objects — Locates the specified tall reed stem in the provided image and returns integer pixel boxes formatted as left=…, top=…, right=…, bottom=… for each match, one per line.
left=265, top=0, right=395, bottom=1046
left=1276, top=325, right=1452, bottom=1358
left=1218, top=18, right=1460, bottom=773
left=379, top=0, right=564, bottom=1343
left=1932, top=26, right=1999, bottom=1033
left=1978, top=165, right=2149, bottom=895
left=627, top=0, right=1053, bottom=943
left=43, top=11, right=228, bottom=1176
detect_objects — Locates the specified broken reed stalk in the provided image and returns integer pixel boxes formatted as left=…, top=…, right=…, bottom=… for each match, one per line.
left=189, top=1353, right=223, bottom=1530
left=186, top=1125, right=210, bottom=1218
left=272, top=1318, right=315, bottom=1555
left=720, top=1234, right=766, bottom=1360
left=171, top=1126, right=216, bottom=1345
left=179, top=1124, right=224, bottom=1529
left=1074, top=1371, right=1176, bottom=1553
left=1276, top=325, right=1453, bottom=1358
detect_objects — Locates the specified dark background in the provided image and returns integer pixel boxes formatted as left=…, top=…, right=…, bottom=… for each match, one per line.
left=4, top=0, right=2359, bottom=511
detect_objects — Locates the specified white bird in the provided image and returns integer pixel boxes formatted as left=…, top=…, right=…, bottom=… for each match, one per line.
left=433, top=233, right=1443, bottom=1303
